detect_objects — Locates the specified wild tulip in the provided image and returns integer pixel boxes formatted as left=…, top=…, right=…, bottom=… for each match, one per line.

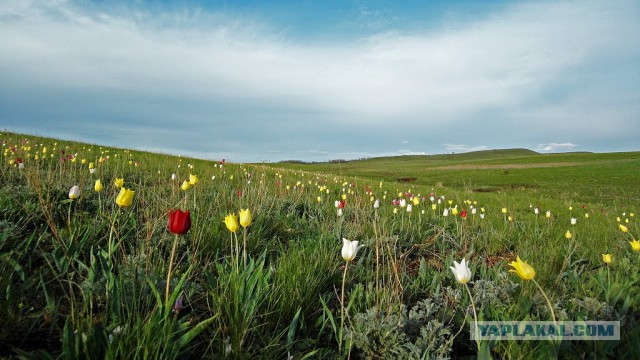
left=69, top=185, right=80, bottom=200
left=171, top=173, right=177, bottom=180
left=94, top=179, right=103, bottom=192
left=239, top=209, right=252, bottom=228
left=115, top=188, right=135, bottom=207
left=337, top=208, right=343, bottom=217
left=374, top=199, right=380, bottom=209
left=168, top=209, right=191, bottom=234
left=461, top=210, right=468, bottom=219
left=451, top=207, right=458, bottom=216
left=602, top=254, right=613, bottom=264
left=341, top=238, right=363, bottom=262
left=412, top=197, right=420, bottom=206
left=571, top=218, right=577, bottom=225
left=114, top=178, right=124, bottom=189
left=181, top=180, right=191, bottom=191
left=565, top=230, right=572, bottom=239
left=406, top=204, right=412, bottom=212
left=629, top=239, right=640, bottom=252
left=508, top=256, right=536, bottom=280
left=450, top=258, right=472, bottom=284
left=224, top=214, right=239, bottom=233
left=189, top=174, right=199, bottom=185
left=619, top=224, right=628, bottom=233
left=501, top=208, right=507, bottom=214
left=546, top=210, right=551, bottom=218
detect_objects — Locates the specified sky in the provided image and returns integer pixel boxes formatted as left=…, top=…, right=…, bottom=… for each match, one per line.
left=0, top=0, right=639, bottom=163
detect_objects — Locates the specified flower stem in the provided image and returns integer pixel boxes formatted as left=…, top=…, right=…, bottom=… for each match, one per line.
left=340, top=261, right=349, bottom=353
left=533, top=278, right=560, bottom=354
left=243, top=227, right=248, bottom=267
left=165, top=233, right=179, bottom=306
left=464, top=284, right=480, bottom=350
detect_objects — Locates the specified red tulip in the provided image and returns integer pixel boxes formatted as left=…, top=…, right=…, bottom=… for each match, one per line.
left=339, top=200, right=345, bottom=209
left=461, top=210, right=468, bottom=219
left=168, top=209, right=191, bottom=235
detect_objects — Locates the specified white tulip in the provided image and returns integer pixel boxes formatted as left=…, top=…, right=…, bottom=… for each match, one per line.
left=341, top=238, right=363, bottom=262
left=69, top=185, right=80, bottom=200
left=450, top=258, right=472, bottom=284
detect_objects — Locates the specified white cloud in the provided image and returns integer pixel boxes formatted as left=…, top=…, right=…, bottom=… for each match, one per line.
left=444, top=144, right=489, bottom=153
left=535, top=142, right=578, bottom=152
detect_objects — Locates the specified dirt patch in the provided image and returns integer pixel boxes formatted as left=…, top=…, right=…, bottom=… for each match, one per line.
left=428, top=162, right=582, bottom=170
left=397, top=177, right=417, bottom=183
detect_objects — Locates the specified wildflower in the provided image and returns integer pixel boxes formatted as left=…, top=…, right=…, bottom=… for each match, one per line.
left=374, top=199, right=380, bottom=209
left=602, top=254, right=613, bottom=265
left=239, top=209, right=252, bottom=228
left=181, top=180, right=191, bottom=191
left=629, top=239, right=640, bottom=252
left=172, top=294, right=185, bottom=314
left=114, top=178, right=124, bottom=189
left=565, top=230, right=572, bottom=239
left=224, top=214, right=239, bottom=233
left=115, top=188, right=135, bottom=207
left=546, top=211, right=551, bottom=218
left=189, top=174, right=199, bottom=185
left=508, top=256, right=536, bottom=280
left=619, top=224, right=628, bottom=233
left=450, top=258, right=471, bottom=284
left=443, top=209, right=449, bottom=216
left=406, top=204, right=412, bottom=212
left=412, top=197, right=420, bottom=206
left=501, top=208, right=507, bottom=214
left=451, top=207, right=458, bottom=216
left=168, top=209, right=191, bottom=235
left=171, top=173, right=177, bottom=180
left=69, top=185, right=80, bottom=200
left=341, top=238, right=363, bottom=262
left=571, top=218, right=577, bottom=225
left=94, top=179, right=103, bottom=192
left=337, top=208, right=343, bottom=217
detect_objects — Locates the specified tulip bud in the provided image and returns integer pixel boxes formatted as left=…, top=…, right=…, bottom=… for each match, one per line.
left=69, top=185, right=80, bottom=200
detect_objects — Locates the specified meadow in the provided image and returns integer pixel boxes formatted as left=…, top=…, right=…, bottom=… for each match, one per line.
left=1, top=132, right=639, bottom=359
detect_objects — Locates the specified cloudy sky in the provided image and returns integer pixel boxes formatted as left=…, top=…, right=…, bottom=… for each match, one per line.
left=1, top=0, right=638, bottom=162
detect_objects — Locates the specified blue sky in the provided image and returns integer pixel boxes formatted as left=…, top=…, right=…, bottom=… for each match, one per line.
left=1, top=0, right=639, bottom=162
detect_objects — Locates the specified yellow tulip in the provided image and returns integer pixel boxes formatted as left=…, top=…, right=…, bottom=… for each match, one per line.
left=224, top=213, right=239, bottom=233
left=115, top=188, right=135, bottom=208
left=89, top=162, right=94, bottom=169
left=189, top=174, right=199, bottom=185
left=412, top=197, right=420, bottom=206
left=501, top=208, right=507, bottom=214
left=565, top=230, right=572, bottom=239
left=114, top=178, right=124, bottom=188
left=602, top=254, right=612, bottom=264
left=181, top=180, right=191, bottom=191
left=94, top=179, right=103, bottom=192
left=629, top=239, right=640, bottom=252
left=508, top=256, right=536, bottom=280
left=239, top=209, right=252, bottom=228
left=451, top=207, right=458, bottom=216
left=619, top=224, right=628, bottom=233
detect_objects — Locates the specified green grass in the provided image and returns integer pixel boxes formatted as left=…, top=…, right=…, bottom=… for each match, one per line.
left=1, top=131, right=639, bottom=359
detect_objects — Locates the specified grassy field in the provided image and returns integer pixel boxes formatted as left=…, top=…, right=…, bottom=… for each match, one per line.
left=1, top=132, right=639, bottom=359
